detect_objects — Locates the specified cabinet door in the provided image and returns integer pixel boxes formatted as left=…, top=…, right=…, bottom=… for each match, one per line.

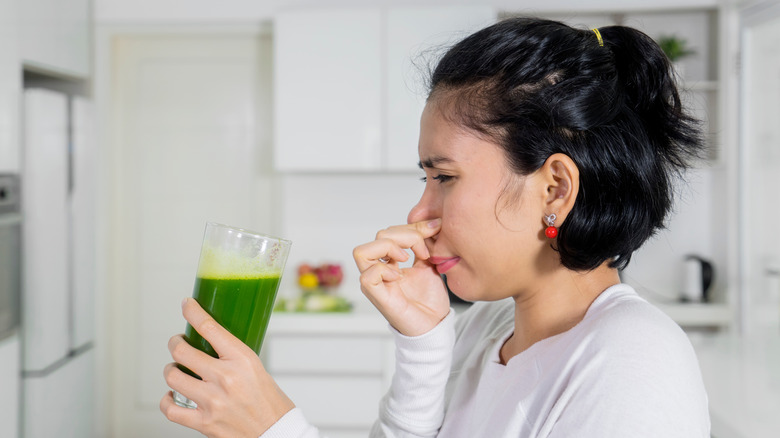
left=19, top=0, right=90, bottom=77
left=265, top=332, right=394, bottom=434
left=21, top=88, right=70, bottom=371
left=0, top=335, right=20, bottom=438
left=23, top=349, right=94, bottom=438
left=385, top=7, right=496, bottom=171
left=0, top=0, right=20, bottom=173
left=274, top=9, right=382, bottom=171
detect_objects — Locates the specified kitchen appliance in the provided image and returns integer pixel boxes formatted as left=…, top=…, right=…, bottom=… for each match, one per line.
left=0, top=174, right=21, bottom=342
left=682, top=255, right=715, bottom=303
left=21, top=88, right=95, bottom=437
left=0, top=174, right=22, bottom=438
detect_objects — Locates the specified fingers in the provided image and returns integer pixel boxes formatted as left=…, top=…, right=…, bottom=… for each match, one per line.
left=167, top=334, right=216, bottom=381
left=353, top=239, right=409, bottom=272
left=160, top=390, right=201, bottom=428
left=359, top=261, right=402, bottom=290
left=412, top=217, right=442, bottom=238
left=353, top=218, right=441, bottom=272
left=162, top=361, right=208, bottom=404
left=391, top=218, right=441, bottom=260
left=181, top=298, right=252, bottom=360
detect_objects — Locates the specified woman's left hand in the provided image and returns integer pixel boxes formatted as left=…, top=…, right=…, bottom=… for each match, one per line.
left=160, top=298, right=295, bottom=438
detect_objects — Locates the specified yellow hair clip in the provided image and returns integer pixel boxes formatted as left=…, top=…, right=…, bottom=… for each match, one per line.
left=592, top=28, right=604, bottom=47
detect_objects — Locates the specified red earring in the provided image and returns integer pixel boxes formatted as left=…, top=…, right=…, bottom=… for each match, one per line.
left=544, top=213, right=558, bottom=239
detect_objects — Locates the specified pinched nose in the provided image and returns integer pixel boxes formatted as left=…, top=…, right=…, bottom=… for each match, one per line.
left=407, top=190, right=440, bottom=224
left=407, top=203, right=426, bottom=224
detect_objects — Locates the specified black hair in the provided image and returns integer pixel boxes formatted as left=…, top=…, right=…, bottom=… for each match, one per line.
left=428, top=17, right=704, bottom=271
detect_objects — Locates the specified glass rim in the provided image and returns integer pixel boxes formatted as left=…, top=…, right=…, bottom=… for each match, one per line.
left=205, top=222, right=292, bottom=245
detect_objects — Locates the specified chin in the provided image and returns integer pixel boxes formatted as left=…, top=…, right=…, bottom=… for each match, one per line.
left=446, top=275, right=514, bottom=303
left=447, top=288, right=474, bottom=305
left=443, top=275, right=483, bottom=303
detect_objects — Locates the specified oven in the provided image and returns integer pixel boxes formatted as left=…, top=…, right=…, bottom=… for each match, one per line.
left=0, top=173, right=21, bottom=342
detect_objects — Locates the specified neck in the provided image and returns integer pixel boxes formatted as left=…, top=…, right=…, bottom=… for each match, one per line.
left=499, top=263, right=620, bottom=365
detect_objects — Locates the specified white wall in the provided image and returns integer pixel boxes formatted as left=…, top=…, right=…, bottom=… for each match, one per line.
left=742, top=12, right=780, bottom=333
left=94, top=0, right=723, bottom=23
left=277, top=173, right=423, bottom=311
left=623, top=167, right=722, bottom=302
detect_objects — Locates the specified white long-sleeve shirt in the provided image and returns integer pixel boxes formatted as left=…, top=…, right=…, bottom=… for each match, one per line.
left=262, top=284, right=710, bottom=437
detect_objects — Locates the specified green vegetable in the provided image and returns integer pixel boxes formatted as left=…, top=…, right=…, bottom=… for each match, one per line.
left=657, top=35, right=695, bottom=62
left=273, top=292, right=352, bottom=313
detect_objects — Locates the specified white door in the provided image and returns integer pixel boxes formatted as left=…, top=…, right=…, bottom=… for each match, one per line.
left=109, top=33, right=274, bottom=437
left=740, top=4, right=780, bottom=334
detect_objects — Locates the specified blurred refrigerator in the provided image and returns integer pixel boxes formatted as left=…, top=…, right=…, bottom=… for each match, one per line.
left=21, top=88, right=96, bottom=437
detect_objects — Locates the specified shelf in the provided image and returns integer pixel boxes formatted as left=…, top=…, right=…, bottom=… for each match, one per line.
left=652, top=302, right=733, bottom=328
left=683, top=80, right=719, bottom=92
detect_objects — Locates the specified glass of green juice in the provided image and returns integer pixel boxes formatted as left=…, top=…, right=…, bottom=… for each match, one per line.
left=173, top=222, right=291, bottom=409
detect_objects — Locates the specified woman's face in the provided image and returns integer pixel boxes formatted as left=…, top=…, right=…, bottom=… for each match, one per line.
left=408, top=102, right=550, bottom=301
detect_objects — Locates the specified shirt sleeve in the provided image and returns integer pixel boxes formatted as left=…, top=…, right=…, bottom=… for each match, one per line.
left=260, top=408, right=324, bottom=438
left=370, top=310, right=457, bottom=438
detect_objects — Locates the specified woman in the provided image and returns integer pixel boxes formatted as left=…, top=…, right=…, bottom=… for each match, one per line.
left=162, top=17, right=710, bottom=437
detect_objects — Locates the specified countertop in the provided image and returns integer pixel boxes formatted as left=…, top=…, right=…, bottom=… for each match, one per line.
left=266, top=310, right=780, bottom=436
left=689, top=332, right=780, bottom=437
left=266, top=310, right=390, bottom=336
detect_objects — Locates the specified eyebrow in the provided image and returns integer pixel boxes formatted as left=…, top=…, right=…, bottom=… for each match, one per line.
left=418, top=156, right=454, bottom=169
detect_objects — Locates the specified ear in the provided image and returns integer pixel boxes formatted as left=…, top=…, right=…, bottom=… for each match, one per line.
left=539, top=153, right=579, bottom=225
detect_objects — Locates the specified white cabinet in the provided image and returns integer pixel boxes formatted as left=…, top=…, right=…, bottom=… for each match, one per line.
left=274, top=9, right=383, bottom=172
left=19, top=0, right=91, bottom=77
left=0, top=0, right=90, bottom=173
left=23, top=349, right=95, bottom=438
left=0, top=0, right=21, bottom=173
left=274, top=7, right=495, bottom=172
left=21, top=89, right=71, bottom=370
left=264, top=312, right=393, bottom=436
left=385, top=7, right=496, bottom=170
left=71, top=96, right=97, bottom=349
left=0, top=334, right=20, bottom=438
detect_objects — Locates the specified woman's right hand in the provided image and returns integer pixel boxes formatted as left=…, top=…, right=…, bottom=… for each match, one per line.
left=160, top=298, right=295, bottom=438
left=353, top=218, right=449, bottom=337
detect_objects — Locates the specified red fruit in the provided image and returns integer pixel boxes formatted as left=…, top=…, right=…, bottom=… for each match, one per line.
left=316, top=263, right=343, bottom=287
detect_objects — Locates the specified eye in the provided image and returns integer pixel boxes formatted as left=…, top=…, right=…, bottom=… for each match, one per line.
left=420, top=174, right=453, bottom=183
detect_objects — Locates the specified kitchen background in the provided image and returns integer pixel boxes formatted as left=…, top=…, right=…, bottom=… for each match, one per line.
left=0, top=0, right=778, bottom=437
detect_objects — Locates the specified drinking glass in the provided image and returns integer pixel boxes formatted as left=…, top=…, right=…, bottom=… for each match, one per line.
left=173, top=222, right=291, bottom=409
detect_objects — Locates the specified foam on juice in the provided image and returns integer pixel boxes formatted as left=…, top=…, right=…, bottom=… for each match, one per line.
left=196, top=244, right=283, bottom=280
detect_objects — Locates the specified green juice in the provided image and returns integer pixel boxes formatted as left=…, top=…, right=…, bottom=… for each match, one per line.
left=180, top=275, right=281, bottom=378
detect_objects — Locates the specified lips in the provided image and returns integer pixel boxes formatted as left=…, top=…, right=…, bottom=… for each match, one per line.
left=429, top=256, right=460, bottom=274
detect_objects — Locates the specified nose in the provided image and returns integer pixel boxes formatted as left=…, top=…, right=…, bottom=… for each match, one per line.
left=407, top=185, right=440, bottom=224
